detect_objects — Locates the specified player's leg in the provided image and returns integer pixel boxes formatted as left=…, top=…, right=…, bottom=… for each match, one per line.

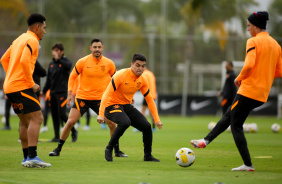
left=40, top=99, right=50, bottom=133
left=58, top=94, right=78, bottom=142
left=18, top=113, right=29, bottom=165
left=3, top=97, right=11, bottom=129
left=230, top=95, right=263, bottom=171
left=104, top=105, right=131, bottom=161
left=49, top=94, right=61, bottom=142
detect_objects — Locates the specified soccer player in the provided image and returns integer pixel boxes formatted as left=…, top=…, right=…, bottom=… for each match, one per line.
left=42, top=43, right=78, bottom=142
left=190, top=11, right=282, bottom=171
left=97, top=53, right=163, bottom=162
left=49, top=38, right=127, bottom=157
left=141, top=66, right=158, bottom=132
left=217, top=61, right=237, bottom=114
left=0, top=13, right=51, bottom=168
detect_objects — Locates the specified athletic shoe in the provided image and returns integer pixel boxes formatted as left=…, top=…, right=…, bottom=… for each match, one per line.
left=231, top=164, right=255, bottom=171
left=74, top=122, right=81, bottom=129
left=83, top=125, right=90, bottom=131
left=115, top=151, right=128, bottom=157
left=190, top=139, right=207, bottom=148
left=49, top=148, right=60, bottom=156
left=144, top=155, right=160, bottom=162
left=71, top=131, right=78, bottom=142
left=1, top=126, right=11, bottom=130
left=100, top=123, right=107, bottom=130
left=48, top=138, right=60, bottom=142
left=105, top=149, right=113, bottom=161
left=132, top=128, right=140, bottom=132
left=21, top=158, right=27, bottom=167
left=40, top=126, right=48, bottom=133
left=22, top=156, right=51, bottom=168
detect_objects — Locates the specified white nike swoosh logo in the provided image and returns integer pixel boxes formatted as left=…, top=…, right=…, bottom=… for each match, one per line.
left=190, top=100, right=212, bottom=111
left=160, top=99, right=181, bottom=110
left=253, top=102, right=272, bottom=112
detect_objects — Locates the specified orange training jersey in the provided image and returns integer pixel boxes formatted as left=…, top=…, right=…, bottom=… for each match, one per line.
left=71, top=75, right=80, bottom=96
left=99, top=68, right=160, bottom=123
left=68, top=54, right=116, bottom=100
left=237, top=32, right=282, bottom=102
left=1, top=30, right=39, bottom=94
left=142, top=69, right=157, bottom=100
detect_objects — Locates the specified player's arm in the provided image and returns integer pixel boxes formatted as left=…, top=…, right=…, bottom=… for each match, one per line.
left=141, top=84, right=163, bottom=129
left=274, top=51, right=282, bottom=78
left=236, top=40, right=256, bottom=83
left=20, top=40, right=38, bottom=89
left=0, top=46, right=11, bottom=72
left=108, top=60, right=116, bottom=77
left=67, top=63, right=81, bottom=106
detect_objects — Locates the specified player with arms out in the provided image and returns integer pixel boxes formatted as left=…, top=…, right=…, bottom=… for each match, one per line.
left=97, top=53, right=163, bottom=162
left=0, top=13, right=51, bottom=168
left=49, top=38, right=127, bottom=157
left=190, top=11, right=282, bottom=171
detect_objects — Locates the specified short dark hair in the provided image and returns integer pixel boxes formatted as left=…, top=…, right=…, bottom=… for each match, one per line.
left=226, top=61, right=233, bottom=67
left=91, top=38, right=103, bottom=45
left=27, top=13, right=46, bottom=26
left=132, top=53, right=147, bottom=63
left=52, top=43, right=64, bottom=51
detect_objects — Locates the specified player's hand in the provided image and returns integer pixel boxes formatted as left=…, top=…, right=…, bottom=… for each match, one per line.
left=52, top=50, right=59, bottom=61
left=234, top=78, right=241, bottom=87
left=97, top=115, right=104, bottom=124
left=32, top=84, right=40, bottom=92
left=67, top=93, right=74, bottom=107
left=131, top=99, right=135, bottom=104
left=155, top=121, right=163, bottom=130
left=40, top=92, right=44, bottom=97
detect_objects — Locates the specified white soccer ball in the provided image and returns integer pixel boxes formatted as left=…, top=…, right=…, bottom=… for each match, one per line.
left=175, top=147, right=195, bottom=167
left=1, top=117, right=6, bottom=124
left=243, top=123, right=250, bottom=133
left=208, top=122, right=216, bottom=130
left=271, top=123, right=280, bottom=133
left=249, top=123, right=258, bottom=133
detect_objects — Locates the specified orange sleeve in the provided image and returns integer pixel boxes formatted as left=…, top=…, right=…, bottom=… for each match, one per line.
left=20, top=39, right=38, bottom=87
left=274, top=55, right=282, bottom=78
left=68, top=60, right=83, bottom=92
left=141, top=79, right=160, bottom=123
left=71, top=76, right=80, bottom=95
left=109, top=61, right=116, bottom=77
left=0, top=46, right=11, bottom=72
left=237, top=40, right=256, bottom=81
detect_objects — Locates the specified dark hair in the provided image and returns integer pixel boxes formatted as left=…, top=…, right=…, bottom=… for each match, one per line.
left=91, top=38, right=103, bottom=45
left=27, top=13, right=46, bottom=26
left=132, top=53, right=147, bottom=63
left=52, top=43, right=64, bottom=51
left=226, top=61, right=233, bottom=67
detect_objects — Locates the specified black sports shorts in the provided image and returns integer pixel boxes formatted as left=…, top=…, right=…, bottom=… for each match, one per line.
left=72, top=98, right=100, bottom=116
left=6, top=88, right=41, bottom=114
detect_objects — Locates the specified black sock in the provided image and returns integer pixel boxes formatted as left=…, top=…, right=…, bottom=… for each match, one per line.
left=22, top=148, right=28, bottom=159
left=57, top=139, right=65, bottom=151
left=28, top=146, right=37, bottom=158
left=106, top=145, right=113, bottom=151
left=113, top=143, right=119, bottom=153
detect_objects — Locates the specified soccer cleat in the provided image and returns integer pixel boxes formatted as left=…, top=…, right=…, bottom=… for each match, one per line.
left=71, top=131, right=78, bottom=142
left=2, top=126, right=11, bottom=130
left=231, top=164, right=255, bottom=171
left=22, top=156, right=51, bottom=168
left=105, top=149, right=113, bottom=162
left=100, top=122, right=107, bottom=130
left=40, top=126, right=48, bottom=133
left=49, top=148, right=60, bottom=156
left=190, top=139, right=207, bottom=148
left=21, top=158, right=27, bottom=167
left=144, top=155, right=160, bottom=162
left=48, top=138, right=60, bottom=142
left=83, top=125, right=90, bottom=131
left=132, top=128, right=140, bottom=132
left=115, top=151, right=128, bottom=157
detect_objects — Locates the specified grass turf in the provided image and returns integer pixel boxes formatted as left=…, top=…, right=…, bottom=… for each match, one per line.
left=0, top=115, right=282, bottom=184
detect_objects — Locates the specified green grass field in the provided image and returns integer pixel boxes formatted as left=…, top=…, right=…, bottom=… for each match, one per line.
left=0, top=115, right=282, bottom=184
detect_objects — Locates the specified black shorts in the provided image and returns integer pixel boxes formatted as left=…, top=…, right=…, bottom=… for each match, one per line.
left=72, top=98, right=100, bottom=116
left=6, top=88, right=41, bottom=114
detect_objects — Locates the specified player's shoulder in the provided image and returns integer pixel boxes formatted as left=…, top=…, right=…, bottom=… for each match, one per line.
left=102, top=55, right=115, bottom=64
left=77, top=54, right=91, bottom=63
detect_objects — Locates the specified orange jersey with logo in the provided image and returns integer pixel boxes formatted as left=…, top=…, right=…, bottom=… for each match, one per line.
left=237, top=32, right=282, bottom=102
left=142, top=69, right=157, bottom=100
left=1, top=30, right=39, bottom=94
left=99, top=68, right=160, bottom=123
left=68, top=55, right=116, bottom=100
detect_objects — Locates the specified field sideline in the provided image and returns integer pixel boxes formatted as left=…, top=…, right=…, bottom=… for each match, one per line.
left=0, top=115, right=281, bottom=184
